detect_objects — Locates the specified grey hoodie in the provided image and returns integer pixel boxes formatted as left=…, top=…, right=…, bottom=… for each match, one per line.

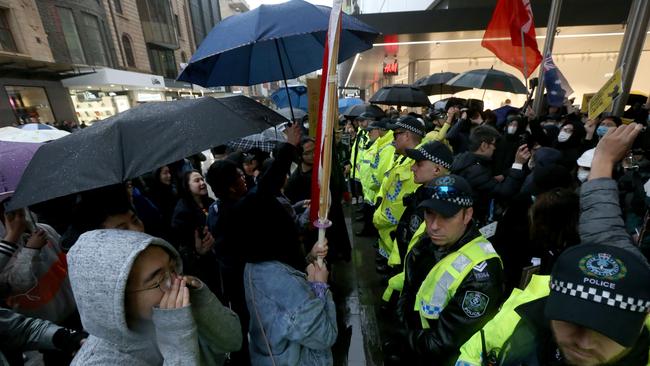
left=68, top=229, right=242, bottom=365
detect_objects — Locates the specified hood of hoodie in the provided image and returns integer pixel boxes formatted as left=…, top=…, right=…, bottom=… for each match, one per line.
left=451, top=151, right=489, bottom=173
left=67, top=229, right=182, bottom=348
left=533, top=147, right=563, bottom=169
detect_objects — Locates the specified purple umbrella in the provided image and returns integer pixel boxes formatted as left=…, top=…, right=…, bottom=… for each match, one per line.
left=0, top=141, right=42, bottom=201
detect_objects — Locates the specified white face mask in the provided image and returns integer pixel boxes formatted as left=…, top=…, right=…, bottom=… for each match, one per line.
left=557, top=131, right=572, bottom=143
left=577, top=169, right=590, bottom=183
left=507, top=126, right=517, bottom=135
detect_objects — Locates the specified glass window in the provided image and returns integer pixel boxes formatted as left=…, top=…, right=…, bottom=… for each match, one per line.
left=113, top=0, right=123, bottom=14
left=174, top=14, right=181, bottom=39
left=137, top=0, right=177, bottom=46
left=122, top=34, right=136, bottom=67
left=0, top=8, right=18, bottom=52
left=147, top=45, right=176, bottom=79
left=57, top=7, right=85, bottom=64
left=81, top=13, right=109, bottom=66
left=5, top=86, right=55, bottom=124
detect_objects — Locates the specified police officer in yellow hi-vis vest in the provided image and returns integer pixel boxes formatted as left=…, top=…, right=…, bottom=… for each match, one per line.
left=387, top=174, right=505, bottom=366
left=373, top=116, right=426, bottom=264
left=456, top=123, right=650, bottom=366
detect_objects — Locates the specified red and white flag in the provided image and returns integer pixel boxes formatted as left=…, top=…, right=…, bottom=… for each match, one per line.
left=481, top=0, right=542, bottom=78
left=310, top=0, right=343, bottom=226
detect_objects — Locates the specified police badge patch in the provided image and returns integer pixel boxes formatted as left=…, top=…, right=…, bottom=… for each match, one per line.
left=462, top=291, right=489, bottom=318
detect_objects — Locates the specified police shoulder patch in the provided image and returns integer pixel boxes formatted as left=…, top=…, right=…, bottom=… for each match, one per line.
left=461, top=291, right=489, bottom=318
left=472, top=261, right=491, bottom=282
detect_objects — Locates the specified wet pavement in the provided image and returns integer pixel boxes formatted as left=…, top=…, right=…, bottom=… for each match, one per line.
left=331, top=202, right=389, bottom=366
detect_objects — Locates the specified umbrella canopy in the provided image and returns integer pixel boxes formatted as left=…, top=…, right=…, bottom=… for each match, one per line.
left=271, top=85, right=308, bottom=111
left=493, top=105, right=520, bottom=126
left=342, top=103, right=385, bottom=119
left=8, top=96, right=287, bottom=210
left=276, top=107, right=306, bottom=121
left=338, top=98, right=363, bottom=113
left=0, top=141, right=42, bottom=201
left=177, top=0, right=378, bottom=87
left=0, top=126, right=70, bottom=143
left=446, top=68, right=528, bottom=94
left=413, top=72, right=471, bottom=95
left=369, top=85, right=431, bottom=107
left=432, top=97, right=467, bottom=112
left=17, top=123, right=59, bottom=130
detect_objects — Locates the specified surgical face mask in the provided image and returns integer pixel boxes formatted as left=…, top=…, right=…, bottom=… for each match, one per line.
left=596, top=126, right=610, bottom=138
left=557, top=131, right=572, bottom=143
left=577, top=168, right=590, bottom=183
left=507, top=126, right=517, bottom=135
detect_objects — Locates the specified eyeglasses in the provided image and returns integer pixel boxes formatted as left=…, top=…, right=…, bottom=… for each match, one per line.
left=127, top=269, right=176, bottom=293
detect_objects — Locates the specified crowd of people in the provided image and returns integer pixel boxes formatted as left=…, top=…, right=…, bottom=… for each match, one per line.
left=1, top=93, right=650, bottom=366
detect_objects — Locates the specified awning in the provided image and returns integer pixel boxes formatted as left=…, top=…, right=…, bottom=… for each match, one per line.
left=61, top=67, right=165, bottom=90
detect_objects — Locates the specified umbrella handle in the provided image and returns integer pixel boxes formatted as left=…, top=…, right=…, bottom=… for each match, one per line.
left=274, top=39, right=295, bottom=123
left=314, top=219, right=332, bottom=269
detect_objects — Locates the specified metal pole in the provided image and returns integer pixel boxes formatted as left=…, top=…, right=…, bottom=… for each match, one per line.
left=612, top=0, right=650, bottom=116
left=521, top=28, right=528, bottom=84
left=533, top=0, right=562, bottom=116
left=274, top=39, right=296, bottom=122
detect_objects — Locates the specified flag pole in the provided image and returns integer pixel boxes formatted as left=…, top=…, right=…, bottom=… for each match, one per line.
left=314, top=1, right=343, bottom=268
left=533, top=0, right=562, bottom=116
left=521, top=28, right=528, bottom=95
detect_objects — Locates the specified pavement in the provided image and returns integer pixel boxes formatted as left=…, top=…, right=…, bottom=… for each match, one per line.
left=330, top=201, right=388, bottom=366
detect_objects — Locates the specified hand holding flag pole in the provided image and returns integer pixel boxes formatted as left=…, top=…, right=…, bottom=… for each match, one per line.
left=310, top=0, right=343, bottom=269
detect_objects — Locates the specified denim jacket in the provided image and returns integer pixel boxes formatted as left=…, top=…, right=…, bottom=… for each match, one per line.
left=244, top=261, right=338, bottom=366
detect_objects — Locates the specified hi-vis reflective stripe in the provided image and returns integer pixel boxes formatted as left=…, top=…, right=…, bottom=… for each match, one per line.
left=417, top=240, right=499, bottom=323
left=421, top=271, right=455, bottom=317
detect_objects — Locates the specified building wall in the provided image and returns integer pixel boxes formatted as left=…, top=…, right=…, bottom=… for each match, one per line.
left=0, top=77, right=76, bottom=127
left=101, top=0, right=151, bottom=73
left=0, top=0, right=53, bottom=62
left=171, top=0, right=194, bottom=69
left=35, top=0, right=117, bottom=67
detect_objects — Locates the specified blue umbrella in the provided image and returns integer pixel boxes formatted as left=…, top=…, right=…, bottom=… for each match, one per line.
left=338, top=98, right=363, bottom=113
left=177, top=0, right=378, bottom=120
left=271, top=85, right=309, bottom=112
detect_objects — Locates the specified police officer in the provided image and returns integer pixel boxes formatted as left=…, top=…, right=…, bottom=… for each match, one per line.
left=349, top=112, right=374, bottom=203
left=456, top=123, right=650, bottom=366
left=373, top=116, right=426, bottom=264
left=382, top=141, right=454, bottom=305
left=392, top=174, right=505, bottom=366
left=357, top=119, right=392, bottom=236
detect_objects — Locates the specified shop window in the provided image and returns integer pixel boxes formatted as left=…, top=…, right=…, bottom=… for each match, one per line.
left=81, top=12, right=109, bottom=66
left=57, top=7, right=85, bottom=64
left=137, top=0, right=177, bottom=47
left=147, top=44, right=177, bottom=79
left=181, top=51, right=187, bottom=63
left=5, top=86, right=55, bottom=124
left=113, top=0, right=123, bottom=14
left=122, top=34, right=136, bottom=67
left=0, top=8, right=17, bottom=52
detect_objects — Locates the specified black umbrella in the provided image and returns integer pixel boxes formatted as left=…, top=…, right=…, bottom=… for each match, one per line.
left=446, top=68, right=528, bottom=94
left=413, top=72, right=471, bottom=95
left=369, top=85, right=431, bottom=107
left=342, top=103, right=385, bottom=119
left=8, top=96, right=286, bottom=210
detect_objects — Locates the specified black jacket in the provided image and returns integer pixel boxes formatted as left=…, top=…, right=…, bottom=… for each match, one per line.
left=451, top=152, right=526, bottom=224
left=492, top=297, right=649, bottom=365
left=394, top=185, right=429, bottom=263
left=397, top=225, right=505, bottom=366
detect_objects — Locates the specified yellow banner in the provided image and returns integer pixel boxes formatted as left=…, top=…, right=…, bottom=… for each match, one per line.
left=307, top=76, right=321, bottom=138
left=588, top=68, right=622, bottom=119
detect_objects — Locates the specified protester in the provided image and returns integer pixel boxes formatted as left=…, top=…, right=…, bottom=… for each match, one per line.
left=0, top=307, right=86, bottom=366
left=451, top=125, right=530, bottom=225
left=68, top=229, right=242, bottom=365
left=146, top=165, right=178, bottom=228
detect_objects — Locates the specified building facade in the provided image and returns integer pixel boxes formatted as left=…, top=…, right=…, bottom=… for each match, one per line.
left=0, top=0, right=77, bottom=127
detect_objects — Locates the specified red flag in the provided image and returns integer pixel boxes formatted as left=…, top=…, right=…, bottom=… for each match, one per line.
left=481, top=0, right=542, bottom=78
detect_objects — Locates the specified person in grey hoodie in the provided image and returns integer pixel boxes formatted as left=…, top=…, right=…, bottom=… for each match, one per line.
left=67, top=229, right=242, bottom=365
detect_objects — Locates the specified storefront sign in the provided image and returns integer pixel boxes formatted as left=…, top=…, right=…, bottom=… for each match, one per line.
left=383, top=60, right=399, bottom=76
left=136, top=92, right=163, bottom=102
left=77, top=91, right=101, bottom=102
